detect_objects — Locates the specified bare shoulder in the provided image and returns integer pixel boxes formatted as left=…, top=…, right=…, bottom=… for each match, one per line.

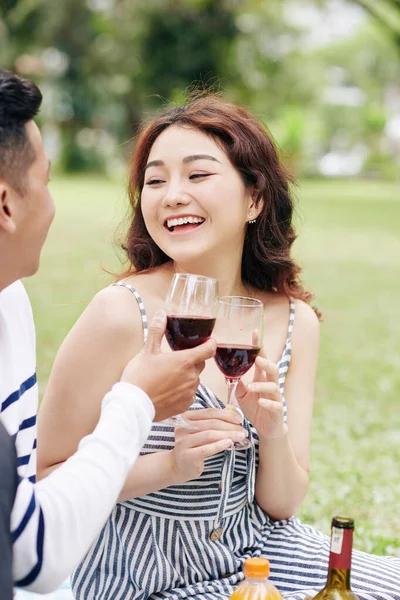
left=90, top=284, right=143, bottom=330
left=66, top=282, right=146, bottom=352
left=291, top=299, right=320, bottom=348
left=82, top=266, right=169, bottom=341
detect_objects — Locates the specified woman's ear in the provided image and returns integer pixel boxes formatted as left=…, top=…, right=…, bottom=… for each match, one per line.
left=246, top=188, right=264, bottom=223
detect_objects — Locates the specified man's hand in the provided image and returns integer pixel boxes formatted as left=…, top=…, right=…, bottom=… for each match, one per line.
left=120, top=310, right=216, bottom=421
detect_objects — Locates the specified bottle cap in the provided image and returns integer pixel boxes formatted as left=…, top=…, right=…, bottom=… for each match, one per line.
left=331, top=516, right=354, bottom=529
left=244, top=558, right=270, bottom=578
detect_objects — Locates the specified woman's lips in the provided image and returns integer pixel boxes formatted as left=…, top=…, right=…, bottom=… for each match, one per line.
left=164, top=215, right=205, bottom=233
left=165, top=221, right=205, bottom=235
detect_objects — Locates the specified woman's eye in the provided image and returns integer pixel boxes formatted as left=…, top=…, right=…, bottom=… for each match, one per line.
left=189, top=173, right=212, bottom=180
left=146, top=179, right=164, bottom=186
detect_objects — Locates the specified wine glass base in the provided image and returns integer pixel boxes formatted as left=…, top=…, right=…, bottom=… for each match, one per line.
left=159, top=415, right=199, bottom=430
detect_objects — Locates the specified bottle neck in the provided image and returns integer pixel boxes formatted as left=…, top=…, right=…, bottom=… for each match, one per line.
left=326, top=526, right=353, bottom=590
left=326, top=568, right=352, bottom=590
left=246, top=576, right=270, bottom=584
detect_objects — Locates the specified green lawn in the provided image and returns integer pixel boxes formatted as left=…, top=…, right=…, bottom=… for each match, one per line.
left=25, top=176, right=400, bottom=556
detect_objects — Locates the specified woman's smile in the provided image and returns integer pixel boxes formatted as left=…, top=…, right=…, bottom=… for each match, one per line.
left=164, top=214, right=206, bottom=234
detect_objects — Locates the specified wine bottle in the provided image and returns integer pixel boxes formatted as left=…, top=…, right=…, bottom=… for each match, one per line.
left=312, top=516, right=358, bottom=599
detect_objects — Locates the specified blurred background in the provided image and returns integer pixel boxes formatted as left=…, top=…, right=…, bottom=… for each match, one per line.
left=1, top=0, right=400, bottom=178
left=1, top=0, right=400, bottom=556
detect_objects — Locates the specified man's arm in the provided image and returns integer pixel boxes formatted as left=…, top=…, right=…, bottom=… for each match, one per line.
left=14, top=311, right=215, bottom=593
left=12, top=383, right=154, bottom=593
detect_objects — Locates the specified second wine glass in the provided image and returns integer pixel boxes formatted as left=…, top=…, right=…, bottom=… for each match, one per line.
left=162, top=273, right=218, bottom=428
left=213, top=296, right=264, bottom=449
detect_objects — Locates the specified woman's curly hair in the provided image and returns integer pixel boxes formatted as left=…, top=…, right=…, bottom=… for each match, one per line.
left=122, top=94, right=319, bottom=317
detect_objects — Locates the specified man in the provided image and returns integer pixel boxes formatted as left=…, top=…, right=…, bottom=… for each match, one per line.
left=0, top=420, right=18, bottom=598
left=0, top=68, right=220, bottom=596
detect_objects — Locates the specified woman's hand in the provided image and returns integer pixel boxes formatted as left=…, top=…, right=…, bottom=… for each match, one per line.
left=235, top=355, right=287, bottom=440
left=172, top=408, right=248, bottom=482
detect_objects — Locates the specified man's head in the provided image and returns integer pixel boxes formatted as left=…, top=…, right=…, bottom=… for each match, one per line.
left=0, top=69, right=55, bottom=289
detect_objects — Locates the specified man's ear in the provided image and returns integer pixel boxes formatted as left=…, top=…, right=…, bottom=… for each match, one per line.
left=0, top=183, right=17, bottom=234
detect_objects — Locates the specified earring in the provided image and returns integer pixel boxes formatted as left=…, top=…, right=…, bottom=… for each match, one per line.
left=248, top=210, right=256, bottom=224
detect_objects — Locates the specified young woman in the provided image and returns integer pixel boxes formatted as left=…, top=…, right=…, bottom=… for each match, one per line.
left=37, top=96, right=400, bottom=600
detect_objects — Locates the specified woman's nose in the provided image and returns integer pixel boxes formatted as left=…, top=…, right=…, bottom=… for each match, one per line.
left=161, top=187, right=191, bottom=208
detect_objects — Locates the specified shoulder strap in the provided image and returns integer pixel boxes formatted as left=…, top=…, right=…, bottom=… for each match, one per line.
left=110, top=282, right=148, bottom=342
left=287, top=299, right=295, bottom=343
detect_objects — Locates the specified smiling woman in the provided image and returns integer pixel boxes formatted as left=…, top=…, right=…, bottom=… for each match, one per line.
left=139, top=124, right=254, bottom=270
left=36, top=94, right=400, bottom=600
left=123, top=98, right=312, bottom=302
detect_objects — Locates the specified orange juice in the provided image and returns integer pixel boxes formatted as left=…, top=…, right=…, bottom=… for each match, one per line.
left=230, top=558, right=282, bottom=600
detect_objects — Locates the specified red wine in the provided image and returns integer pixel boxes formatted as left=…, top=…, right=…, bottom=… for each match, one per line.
left=166, top=315, right=216, bottom=350
left=215, top=344, right=261, bottom=379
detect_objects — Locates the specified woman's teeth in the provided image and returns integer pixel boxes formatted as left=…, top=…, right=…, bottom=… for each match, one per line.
left=166, top=216, right=205, bottom=228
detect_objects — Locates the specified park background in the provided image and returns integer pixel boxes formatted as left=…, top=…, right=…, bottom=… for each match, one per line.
left=2, top=0, right=400, bottom=557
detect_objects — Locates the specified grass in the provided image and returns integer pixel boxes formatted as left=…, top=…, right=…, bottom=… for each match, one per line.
left=24, top=176, right=400, bottom=557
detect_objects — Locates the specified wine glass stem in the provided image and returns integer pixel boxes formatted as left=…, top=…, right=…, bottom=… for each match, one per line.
left=226, top=378, right=240, bottom=408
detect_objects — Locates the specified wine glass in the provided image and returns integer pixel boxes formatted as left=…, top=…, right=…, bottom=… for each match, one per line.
left=162, top=273, right=218, bottom=428
left=213, top=296, right=264, bottom=449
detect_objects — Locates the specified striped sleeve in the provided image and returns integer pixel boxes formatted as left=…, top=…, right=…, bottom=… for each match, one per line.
left=11, top=478, right=45, bottom=587
left=11, top=382, right=154, bottom=593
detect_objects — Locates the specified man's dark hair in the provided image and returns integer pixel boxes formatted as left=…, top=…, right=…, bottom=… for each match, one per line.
left=0, top=69, right=42, bottom=193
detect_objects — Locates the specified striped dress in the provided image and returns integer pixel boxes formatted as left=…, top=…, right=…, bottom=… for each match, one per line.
left=72, top=283, right=400, bottom=600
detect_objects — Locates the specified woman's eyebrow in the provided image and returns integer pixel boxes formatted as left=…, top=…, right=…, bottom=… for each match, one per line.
left=145, top=159, right=164, bottom=170
left=182, top=154, right=221, bottom=164
left=145, top=154, right=221, bottom=170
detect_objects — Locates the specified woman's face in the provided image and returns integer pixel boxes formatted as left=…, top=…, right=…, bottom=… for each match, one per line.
left=140, top=125, right=255, bottom=266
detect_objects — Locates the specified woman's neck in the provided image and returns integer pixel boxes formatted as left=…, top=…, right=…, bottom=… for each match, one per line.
left=169, top=256, right=249, bottom=297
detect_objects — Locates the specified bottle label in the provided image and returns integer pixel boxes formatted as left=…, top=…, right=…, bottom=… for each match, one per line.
left=331, top=527, right=343, bottom=554
left=329, top=526, right=353, bottom=570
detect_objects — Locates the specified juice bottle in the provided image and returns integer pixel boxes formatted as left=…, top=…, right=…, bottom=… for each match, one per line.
left=230, top=557, right=282, bottom=600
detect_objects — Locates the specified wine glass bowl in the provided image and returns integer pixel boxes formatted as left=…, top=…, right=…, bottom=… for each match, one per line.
left=166, top=315, right=216, bottom=351
left=214, top=345, right=261, bottom=380
left=162, top=273, right=218, bottom=428
left=165, top=273, right=218, bottom=350
left=213, top=296, right=264, bottom=449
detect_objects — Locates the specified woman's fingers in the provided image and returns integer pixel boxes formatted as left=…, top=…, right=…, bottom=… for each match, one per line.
left=177, top=428, right=248, bottom=450
left=253, top=350, right=268, bottom=383
left=251, top=329, right=263, bottom=348
left=183, top=408, right=243, bottom=425
left=246, top=381, right=281, bottom=402
left=187, top=438, right=234, bottom=460
left=257, top=397, right=283, bottom=413
left=254, top=356, right=279, bottom=385
left=182, top=419, right=245, bottom=433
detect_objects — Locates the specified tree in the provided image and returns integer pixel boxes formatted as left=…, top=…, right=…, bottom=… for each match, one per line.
left=350, top=0, right=400, bottom=51
left=0, top=0, right=240, bottom=170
